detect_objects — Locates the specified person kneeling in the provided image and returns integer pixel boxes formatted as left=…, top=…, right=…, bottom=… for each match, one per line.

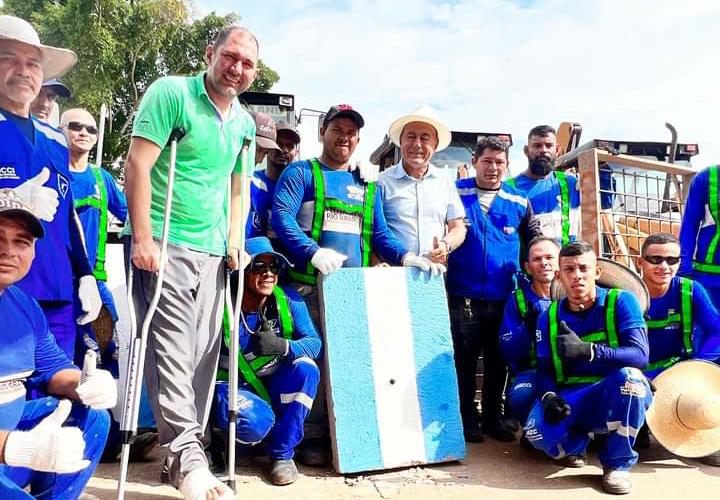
left=0, top=189, right=115, bottom=499
left=524, top=241, right=653, bottom=495
left=214, top=237, right=321, bottom=486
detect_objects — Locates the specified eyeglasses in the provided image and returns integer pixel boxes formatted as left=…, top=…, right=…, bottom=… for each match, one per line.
left=66, top=122, right=98, bottom=135
left=249, top=260, right=280, bottom=274
left=643, top=255, right=680, bottom=266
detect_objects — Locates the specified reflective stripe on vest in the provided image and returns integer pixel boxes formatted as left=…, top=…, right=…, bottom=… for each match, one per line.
left=514, top=287, right=537, bottom=368
left=287, top=158, right=376, bottom=285
left=645, top=278, right=693, bottom=371
left=218, top=287, right=294, bottom=402
left=694, top=165, right=720, bottom=273
left=506, top=172, right=570, bottom=245
left=548, top=288, right=620, bottom=385
left=73, top=167, right=108, bottom=281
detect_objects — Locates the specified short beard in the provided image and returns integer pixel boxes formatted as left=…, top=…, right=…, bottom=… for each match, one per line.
left=529, top=157, right=554, bottom=176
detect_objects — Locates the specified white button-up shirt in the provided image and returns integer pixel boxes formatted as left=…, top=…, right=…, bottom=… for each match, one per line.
left=378, top=162, right=465, bottom=257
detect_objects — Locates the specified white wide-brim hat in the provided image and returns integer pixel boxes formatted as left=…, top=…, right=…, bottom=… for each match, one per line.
left=388, top=105, right=452, bottom=152
left=0, top=15, right=77, bottom=80
left=646, top=360, right=720, bottom=458
left=551, top=257, right=650, bottom=313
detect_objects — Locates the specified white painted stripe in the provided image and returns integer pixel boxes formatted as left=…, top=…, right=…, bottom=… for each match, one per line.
left=606, top=420, right=640, bottom=438
left=497, top=188, right=527, bottom=207
left=280, top=391, right=314, bottom=409
left=364, top=267, right=426, bottom=467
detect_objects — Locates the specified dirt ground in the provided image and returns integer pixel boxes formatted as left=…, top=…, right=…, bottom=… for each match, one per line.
left=88, top=437, right=719, bottom=499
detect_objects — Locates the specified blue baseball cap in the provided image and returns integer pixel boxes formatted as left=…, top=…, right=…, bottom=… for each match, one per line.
left=42, top=78, right=71, bottom=98
left=245, top=237, right=291, bottom=269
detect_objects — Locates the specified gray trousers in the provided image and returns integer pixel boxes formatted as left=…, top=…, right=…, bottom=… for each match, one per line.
left=129, top=241, right=224, bottom=487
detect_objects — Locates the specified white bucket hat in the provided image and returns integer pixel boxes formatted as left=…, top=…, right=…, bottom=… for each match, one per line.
left=0, top=15, right=77, bottom=80
left=388, top=105, right=452, bottom=152
left=646, top=360, right=720, bottom=458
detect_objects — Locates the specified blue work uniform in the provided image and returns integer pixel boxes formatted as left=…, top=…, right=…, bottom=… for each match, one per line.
left=507, top=171, right=580, bottom=246
left=679, top=165, right=720, bottom=307
left=271, top=158, right=407, bottom=284
left=446, top=179, right=541, bottom=431
left=644, top=276, right=720, bottom=379
left=525, top=287, right=653, bottom=471
left=499, top=276, right=552, bottom=425
left=0, top=110, right=93, bottom=359
left=214, top=286, right=321, bottom=460
left=247, top=170, right=284, bottom=251
left=0, top=285, right=110, bottom=499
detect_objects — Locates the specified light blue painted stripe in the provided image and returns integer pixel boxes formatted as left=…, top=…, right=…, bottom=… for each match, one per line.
left=321, top=270, right=382, bottom=473
left=406, top=271, right=466, bottom=463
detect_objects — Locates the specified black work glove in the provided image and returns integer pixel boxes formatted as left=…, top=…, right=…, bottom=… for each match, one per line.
left=252, top=320, right=288, bottom=357
left=557, top=321, right=593, bottom=361
left=541, top=392, right=572, bottom=424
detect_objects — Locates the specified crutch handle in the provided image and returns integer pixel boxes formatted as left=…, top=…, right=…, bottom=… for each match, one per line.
left=168, top=127, right=186, bottom=145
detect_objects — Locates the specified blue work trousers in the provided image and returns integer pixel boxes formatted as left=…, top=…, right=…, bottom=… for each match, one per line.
left=214, top=356, right=320, bottom=460
left=0, top=397, right=110, bottom=499
left=508, top=369, right=539, bottom=426
left=524, top=367, right=653, bottom=471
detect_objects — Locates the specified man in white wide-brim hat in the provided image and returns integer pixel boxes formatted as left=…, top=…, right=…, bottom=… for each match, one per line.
left=378, top=105, right=465, bottom=266
left=0, top=16, right=103, bottom=361
left=646, top=360, right=720, bottom=465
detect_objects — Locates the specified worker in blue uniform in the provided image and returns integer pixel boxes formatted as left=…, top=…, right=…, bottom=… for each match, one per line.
left=214, top=237, right=321, bottom=486
left=500, top=236, right=559, bottom=429
left=0, top=15, right=102, bottom=361
left=525, top=241, right=653, bottom=495
left=679, top=164, right=720, bottom=308
left=0, top=187, right=115, bottom=499
left=507, top=125, right=580, bottom=246
left=637, top=232, right=720, bottom=465
left=446, top=136, right=542, bottom=443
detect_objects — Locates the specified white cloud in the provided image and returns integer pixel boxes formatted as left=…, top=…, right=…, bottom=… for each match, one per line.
left=196, top=0, right=720, bottom=172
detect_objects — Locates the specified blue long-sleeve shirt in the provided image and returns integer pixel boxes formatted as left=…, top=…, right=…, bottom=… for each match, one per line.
left=271, top=159, right=407, bottom=270
left=535, top=287, right=648, bottom=395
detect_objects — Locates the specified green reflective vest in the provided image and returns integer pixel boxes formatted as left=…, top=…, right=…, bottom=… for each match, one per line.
left=218, top=287, right=293, bottom=402
left=645, top=278, right=693, bottom=371
left=693, top=165, right=720, bottom=273
left=287, top=158, right=376, bottom=285
left=548, top=289, right=620, bottom=385
left=73, top=166, right=108, bottom=281
left=513, top=287, right=537, bottom=368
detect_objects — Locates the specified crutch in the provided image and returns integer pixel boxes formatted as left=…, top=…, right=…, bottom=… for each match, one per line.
left=225, top=137, right=252, bottom=491
left=117, top=128, right=185, bottom=500
left=95, top=103, right=108, bottom=168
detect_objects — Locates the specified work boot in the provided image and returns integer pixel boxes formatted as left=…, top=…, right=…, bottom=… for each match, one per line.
left=699, top=451, right=720, bottom=467
left=296, top=438, right=330, bottom=467
left=601, top=469, right=632, bottom=495
left=555, top=454, right=586, bottom=468
left=269, top=459, right=298, bottom=486
left=633, top=423, right=651, bottom=450
left=463, top=425, right=484, bottom=443
left=482, top=421, right=516, bottom=442
left=128, top=431, right=159, bottom=462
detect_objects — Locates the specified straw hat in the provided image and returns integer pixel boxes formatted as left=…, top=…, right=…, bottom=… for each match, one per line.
left=0, top=15, right=77, bottom=80
left=388, top=105, right=451, bottom=152
left=646, top=360, right=720, bottom=458
left=551, top=257, right=650, bottom=313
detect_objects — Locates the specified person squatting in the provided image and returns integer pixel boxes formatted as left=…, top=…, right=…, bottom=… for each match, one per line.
left=1, top=13, right=719, bottom=500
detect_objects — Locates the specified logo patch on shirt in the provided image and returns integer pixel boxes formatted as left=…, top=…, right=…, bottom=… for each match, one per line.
left=323, top=209, right=361, bottom=235
left=0, top=166, right=19, bottom=180
left=57, top=172, right=69, bottom=198
left=504, top=226, right=516, bottom=234
left=346, top=185, right=365, bottom=202
left=620, top=380, right=647, bottom=398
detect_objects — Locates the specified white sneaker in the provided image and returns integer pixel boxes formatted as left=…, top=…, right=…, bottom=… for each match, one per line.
left=601, top=469, right=632, bottom=495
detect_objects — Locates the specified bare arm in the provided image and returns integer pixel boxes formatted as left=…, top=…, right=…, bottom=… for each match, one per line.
left=124, top=137, right=162, bottom=271
left=46, top=368, right=82, bottom=400
left=428, top=218, right=466, bottom=263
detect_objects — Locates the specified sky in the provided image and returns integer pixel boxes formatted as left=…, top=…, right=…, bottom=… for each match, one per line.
left=189, top=0, right=719, bottom=173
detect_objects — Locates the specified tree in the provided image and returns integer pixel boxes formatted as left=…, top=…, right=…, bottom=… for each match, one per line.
left=4, top=0, right=280, bottom=166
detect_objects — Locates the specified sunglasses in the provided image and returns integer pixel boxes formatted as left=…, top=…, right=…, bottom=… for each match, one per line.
left=66, top=122, right=98, bottom=135
left=249, top=260, right=281, bottom=274
left=643, top=255, right=680, bottom=266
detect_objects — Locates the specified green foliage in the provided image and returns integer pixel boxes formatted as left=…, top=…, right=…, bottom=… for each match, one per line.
left=4, top=0, right=280, bottom=165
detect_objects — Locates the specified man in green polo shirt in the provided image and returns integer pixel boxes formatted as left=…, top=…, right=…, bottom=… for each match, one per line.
left=124, top=25, right=258, bottom=499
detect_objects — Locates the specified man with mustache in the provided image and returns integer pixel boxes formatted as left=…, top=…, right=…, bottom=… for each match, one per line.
left=636, top=232, right=720, bottom=464
left=123, top=25, right=258, bottom=499
left=30, top=78, right=71, bottom=123
left=508, top=125, right=580, bottom=246
left=0, top=15, right=102, bottom=360
left=525, top=241, right=652, bottom=494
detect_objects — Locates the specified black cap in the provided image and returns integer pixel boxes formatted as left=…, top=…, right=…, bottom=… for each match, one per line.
left=0, top=189, right=44, bottom=238
left=41, top=79, right=71, bottom=99
left=322, top=104, right=364, bottom=128
left=276, top=120, right=301, bottom=144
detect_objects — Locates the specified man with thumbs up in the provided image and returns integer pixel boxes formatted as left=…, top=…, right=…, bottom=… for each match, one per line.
left=0, top=15, right=102, bottom=360
left=0, top=188, right=113, bottom=498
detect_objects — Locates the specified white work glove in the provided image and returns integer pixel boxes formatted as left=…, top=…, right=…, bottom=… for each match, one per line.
left=311, top=248, right=348, bottom=275
left=4, top=399, right=90, bottom=473
left=402, top=253, right=447, bottom=276
left=13, top=167, right=59, bottom=222
left=77, top=275, right=102, bottom=325
left=75, top=350, right=117, bottom=409
left=350, top=159, right=380, bottom=183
